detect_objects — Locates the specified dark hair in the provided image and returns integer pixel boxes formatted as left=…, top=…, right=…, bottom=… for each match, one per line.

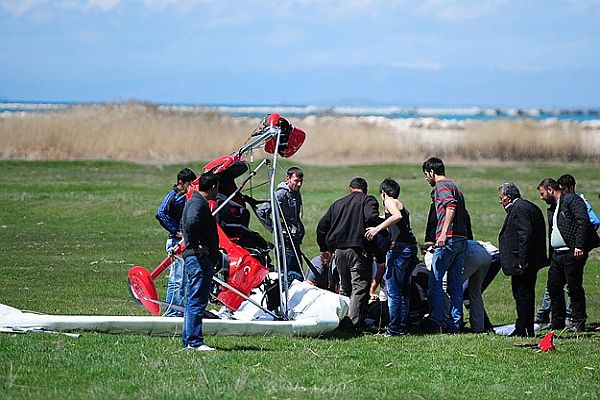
left=497, top=182, right=521, bottom=200
left=379, top=178, right=400, bottom=198
left=349, top=177, right=368, bottom=193
left=422, top=157, right=445, bottom=175
left=198, top=171, right=219, bottom=191
left=538, top=177, right=559, bottom=190
left=557, top=174, right=576, bottom=189
left=287, top=166, right=303, bottom=179
left=177, top=168, right=197, bottom=183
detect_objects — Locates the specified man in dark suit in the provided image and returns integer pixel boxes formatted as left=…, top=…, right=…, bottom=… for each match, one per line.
left=498, top=182, right=547, bottom=337
left=538, top=178, right=600, bottom=332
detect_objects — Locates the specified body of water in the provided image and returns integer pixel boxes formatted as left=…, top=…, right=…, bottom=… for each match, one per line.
left=2, top=101, right=599, bottom=122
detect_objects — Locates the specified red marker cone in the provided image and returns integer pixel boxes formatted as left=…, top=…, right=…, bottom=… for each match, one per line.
left=538, top=331, right=556, bottom=352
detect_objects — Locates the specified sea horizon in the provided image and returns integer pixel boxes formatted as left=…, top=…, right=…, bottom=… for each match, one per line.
left=1, top=99, right=600, bottom=123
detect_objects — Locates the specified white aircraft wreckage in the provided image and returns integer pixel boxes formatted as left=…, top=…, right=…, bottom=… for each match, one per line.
left=1, top=114, right=349, bottom=337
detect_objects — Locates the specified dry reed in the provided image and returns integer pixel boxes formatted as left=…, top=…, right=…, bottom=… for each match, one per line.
left=1, top=102, right=598, bottom=165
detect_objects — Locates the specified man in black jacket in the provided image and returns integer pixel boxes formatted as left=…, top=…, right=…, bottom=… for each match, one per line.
left=316, top=177, right=381, bottom=330
left=538, top=178, right=600, bottom=332
left=498, top=182, right=547, bottom=337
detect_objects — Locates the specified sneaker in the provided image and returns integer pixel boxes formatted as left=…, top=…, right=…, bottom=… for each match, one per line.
left=567, top=320, right=586, bottom=333
left=186, top=344, right=216, bottom=351
left=381, top=330, right=408, bottom=337
left=534, top=312, right=550, bottom=324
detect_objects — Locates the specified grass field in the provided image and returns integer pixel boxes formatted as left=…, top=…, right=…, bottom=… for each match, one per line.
left=1, top=160, right=600, bottom=399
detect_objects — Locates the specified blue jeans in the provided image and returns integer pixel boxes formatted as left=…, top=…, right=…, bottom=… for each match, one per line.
left=182, top=255, right=215, bottom=348
left=538, top=286, right=572, bottom=319
left=385, top=245, right=417, bottom=335
left=164, top=238, right=186, bottom=317
left=429, top=237, right=467, bottom=331
left=284, top=240, right=304, bottom=284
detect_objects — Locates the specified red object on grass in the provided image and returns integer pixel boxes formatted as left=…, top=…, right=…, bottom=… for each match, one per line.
left=538, top=332, right=556, bottom=352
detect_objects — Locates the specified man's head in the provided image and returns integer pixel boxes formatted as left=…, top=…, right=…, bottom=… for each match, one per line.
left=497, top=182, right=521, bottom=207
left=198, top=171, right=219, bottom=200
left=349, top=177, right=368, bottom=194
left=422, top=157, right=445, bottom=187
left=557, top=174, right=576, bottom=194
left=379, top=178, right=400, bottom=200
left=285, top=166, right=304, bottom=192
left=537, top=178, right=560, bottom=205
left=177, top=168, right=197, bottom=192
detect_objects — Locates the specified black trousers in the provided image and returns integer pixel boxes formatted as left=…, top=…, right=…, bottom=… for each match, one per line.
left=548, top=251, right=587, bottom=328
left=511, top=265, right=538, bottom=336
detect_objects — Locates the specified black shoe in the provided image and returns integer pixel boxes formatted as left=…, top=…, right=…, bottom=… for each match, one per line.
left=508, top=329, right=526, bottom=337
left=418, top=318, right=442, bottom=335
left=567, top=320, right=586, bottom=333
left=509, top=329, right=535, bottom=338
left=534, top=312, right=550, bottom=324
left=550, top=320, right=566, bottom=330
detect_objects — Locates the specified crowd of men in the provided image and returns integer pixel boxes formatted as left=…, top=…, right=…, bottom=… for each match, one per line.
left=156, top=157, right=599, bottom=350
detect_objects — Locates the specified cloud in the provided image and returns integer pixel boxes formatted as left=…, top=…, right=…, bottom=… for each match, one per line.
left=0, top=0, right=48, bottom=17
left=85, top=0, right=121, bottom=12
left=416, top=0, right=507, bottom=21
left=387, top=61, right=444, bottom=71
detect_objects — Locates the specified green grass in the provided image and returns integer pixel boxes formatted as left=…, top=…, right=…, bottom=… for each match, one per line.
left=1, top=160, right=600, bottom=399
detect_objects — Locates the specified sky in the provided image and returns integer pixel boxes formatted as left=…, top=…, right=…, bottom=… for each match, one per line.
left=1, top=0, right=599, bottom=107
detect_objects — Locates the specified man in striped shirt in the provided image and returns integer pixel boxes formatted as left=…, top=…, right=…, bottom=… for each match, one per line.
left=421, top=157, right=469, bottom=334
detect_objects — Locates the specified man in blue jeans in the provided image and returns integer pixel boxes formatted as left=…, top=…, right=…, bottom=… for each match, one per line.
left=180, top=172, right=219, bottom=351
left=156, top=168, right=196, bottom=316
left=421, top=157, right=469, bottom=334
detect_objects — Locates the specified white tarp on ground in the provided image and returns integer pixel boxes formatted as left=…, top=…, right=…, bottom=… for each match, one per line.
left=0, top=282, right=349, bottom=337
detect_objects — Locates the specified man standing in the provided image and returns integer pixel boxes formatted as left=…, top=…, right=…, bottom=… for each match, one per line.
left=365, top=178, right=418, bottom=336
left=498, top=182, right=547, bottom=337
left=156, top=167, right=197, bottom=316
left=535, top=173, right=600, bottom=324
left=256, top=167, right=305, bottom=284
left=181, top=172, right=220, bottom=351
left=538, top=178, right=599, bottom=332
left=421, top=157, right=469, bottom=333
left=276, top=167, right=305, bottom=283
left=316, top=177, right=380, bottom=331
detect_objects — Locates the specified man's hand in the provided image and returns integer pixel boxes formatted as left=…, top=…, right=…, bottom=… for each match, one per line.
left=365, top=227, right=378, bottom=241
left=321, top=251, right=332, bottom=265
left=175, top=231, right=183, bottom=239
left=369, top=279, right=380, bottom=302
left=574, top=248, right=584, bottom=259
left=436, top=232, right=447, bottom=248
left=241, top=194, right=258, bottom=207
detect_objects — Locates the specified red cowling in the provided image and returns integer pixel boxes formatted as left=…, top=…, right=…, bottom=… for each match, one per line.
left=264, top=126, right=306, bottom=158
left=214, top=225, right=269, bottom=310
left=187, top=178, right=199, bottom=200
left=203, top=154, right=239, bottom=174
left=267, top=113, right=281, bottom=127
